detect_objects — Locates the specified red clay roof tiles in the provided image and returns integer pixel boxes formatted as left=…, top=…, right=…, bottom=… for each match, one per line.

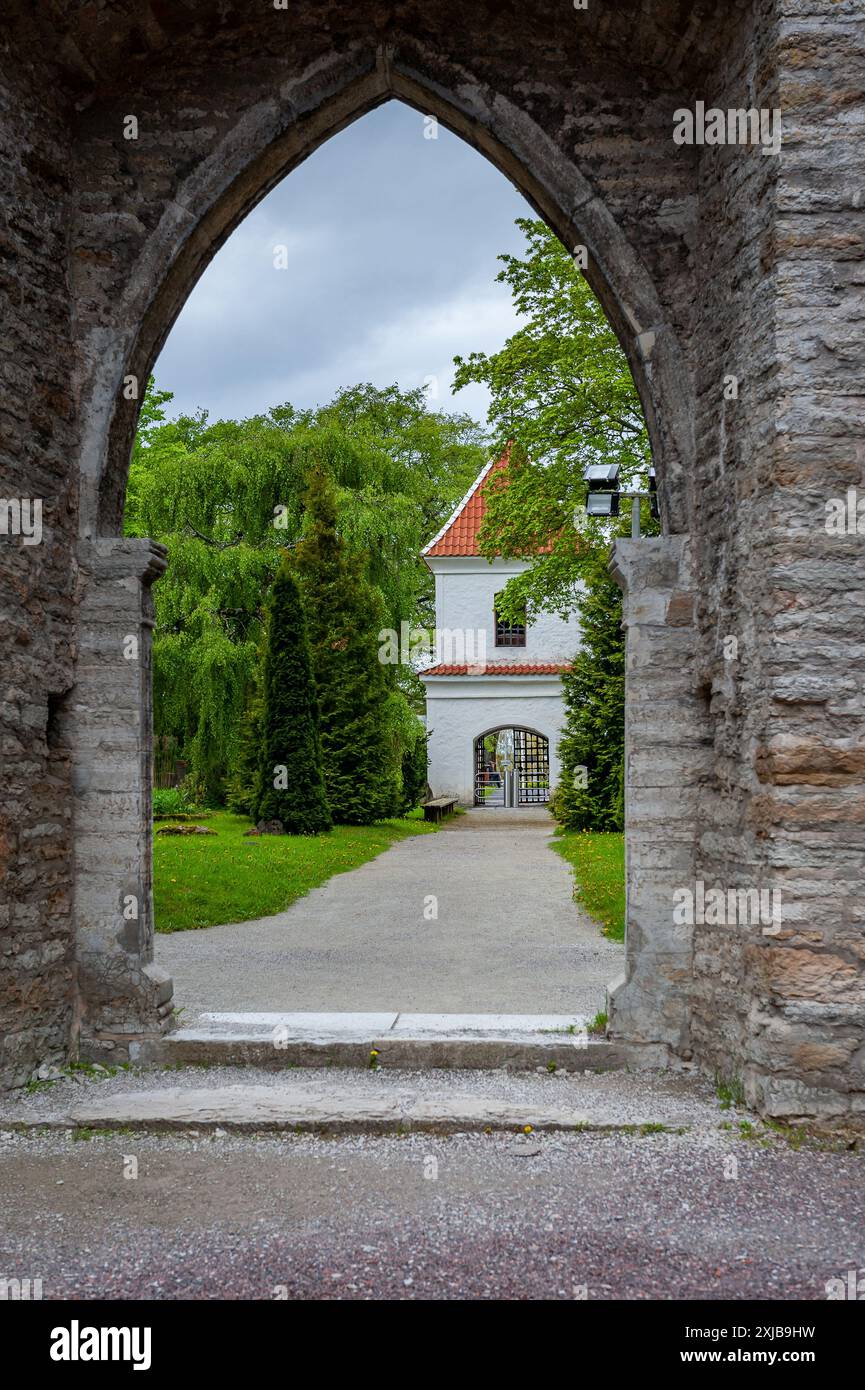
left=422, top=445, right=512, bottom=557
left=420, top=661, right=571, bottom=677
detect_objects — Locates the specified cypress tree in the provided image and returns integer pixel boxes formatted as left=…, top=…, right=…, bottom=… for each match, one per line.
left=292, top=469, right=401, bottom=824
left=552, top=539, right=625, bottom=831
left=253, top=558, right=332, bottom=834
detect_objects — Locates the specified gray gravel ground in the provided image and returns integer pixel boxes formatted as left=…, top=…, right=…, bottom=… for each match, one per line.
left=0, top=1123, right=861, bottom=1301
left=157, top=807, right=622, bottom=1018
left=1, top=1064, right=862, bottom=1301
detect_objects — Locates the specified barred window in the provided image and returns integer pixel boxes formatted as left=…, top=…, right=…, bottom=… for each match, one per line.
left=494, top=593, right=526, bottom=647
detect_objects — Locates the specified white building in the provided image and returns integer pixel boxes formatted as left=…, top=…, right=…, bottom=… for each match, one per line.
left=419, top=448, right=581, bottom=807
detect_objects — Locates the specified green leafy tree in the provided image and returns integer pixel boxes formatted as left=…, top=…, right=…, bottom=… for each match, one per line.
left=292, top=469, right=401, bottom=824
left=225, top=658, right=264, bottom=818
left=453, top=217, right=653, bottom=622
left=253, top=559, right=331, bottom=834
left=454, top=219, right=657, bottom=831
left=551, top=538, right=625, bottom=831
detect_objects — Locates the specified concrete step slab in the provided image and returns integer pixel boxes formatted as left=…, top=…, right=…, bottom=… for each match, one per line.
left=6, top=1082, right=661, bottom=1135
left=148, top=1011, right=626, bottom=1072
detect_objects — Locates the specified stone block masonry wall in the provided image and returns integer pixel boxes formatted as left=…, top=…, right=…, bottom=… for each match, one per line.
left=0, top=46, right=79, bottom=1088
left=70, top=540, right=173, bottom=1062
left=608, top=538, right=712, bottom=1063
left=687, top=0, right=865, bottom=1124
left=742, top=0, right=865, bottom=1122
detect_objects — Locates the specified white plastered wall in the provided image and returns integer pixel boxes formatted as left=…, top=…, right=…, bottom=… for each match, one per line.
left=428, top=556, right=580, bottom=666
left=421, top=555, right=581, bottom=803
left=423, top=677, right=567, bottom=804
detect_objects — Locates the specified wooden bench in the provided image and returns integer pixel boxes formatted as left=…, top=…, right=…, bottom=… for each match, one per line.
left=422, top=796, right=457, bottom=823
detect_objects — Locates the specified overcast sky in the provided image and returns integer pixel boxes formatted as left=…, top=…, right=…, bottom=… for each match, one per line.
left=154, top=101, right=533, bottom=428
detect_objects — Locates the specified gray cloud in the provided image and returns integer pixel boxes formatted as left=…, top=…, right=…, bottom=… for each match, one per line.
left=154, top=100, right=531, bottom=427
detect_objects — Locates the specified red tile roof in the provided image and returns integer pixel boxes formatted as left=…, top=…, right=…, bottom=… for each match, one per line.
left=422, top=445, right=513, bottom=557
left=420, top=661, right=572, bottom=677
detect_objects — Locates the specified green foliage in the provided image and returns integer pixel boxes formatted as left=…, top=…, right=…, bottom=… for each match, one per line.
left=400, top=725, right=429, bottom=814
left=225, top=674, right=263, bottom=817
left=715, top=1074, right=747, bottom=1111
left=453, top=218, right=652, bottom=621
left=126, top=379, right=486, bottom=801
left=152, top=785, right=197, bottom=819
left=551, top=538, right=625, bottom=831
left=254, top=559, right=332, bottom=834
left=292, top=469, right=402, bottom=825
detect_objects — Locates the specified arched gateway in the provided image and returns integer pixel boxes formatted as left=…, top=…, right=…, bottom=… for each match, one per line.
left=1, top=2, right=862, bottom=1127
left=474, top=729, right=551, bottom=808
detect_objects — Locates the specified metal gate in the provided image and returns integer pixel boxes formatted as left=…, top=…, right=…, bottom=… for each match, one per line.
left=474, top=727, right=550, bottom=806
left=515, top=728, right=550, bottom=804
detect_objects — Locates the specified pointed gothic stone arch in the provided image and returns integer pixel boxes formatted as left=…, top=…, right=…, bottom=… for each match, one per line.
left=78, top=62, right=696, bottom=542
left=67, top=44, right=703, bottom=1065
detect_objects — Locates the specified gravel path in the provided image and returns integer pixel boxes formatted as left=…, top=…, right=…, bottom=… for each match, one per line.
left=158, top=808, right=622, bottom=1019
left=1, top=1122, right=861, bottom=1300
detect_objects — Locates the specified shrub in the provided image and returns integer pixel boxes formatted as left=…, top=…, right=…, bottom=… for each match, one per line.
left=553, top=539, right=625, bottom=832
left=152, top=786, right=193, bottom=818
left=400, top=724, right=429, bottom=814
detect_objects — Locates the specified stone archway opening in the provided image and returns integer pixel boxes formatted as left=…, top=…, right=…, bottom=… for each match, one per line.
left=3, top=2, right=858, bottom=1123
left=67, top=73, right=697, bottom=1074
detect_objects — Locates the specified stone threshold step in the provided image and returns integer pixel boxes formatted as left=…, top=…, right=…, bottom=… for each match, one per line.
left=194, top=1011, right=596, bottom=1035
left=2, top=1084, right=694, bottom=1136
left=146, top=1012, right=630, bottom=1072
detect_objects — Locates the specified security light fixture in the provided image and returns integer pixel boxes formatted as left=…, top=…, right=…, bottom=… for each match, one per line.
left=583, top=463, right=620, bottom=517
left=581, top=462, right=660, bottom=537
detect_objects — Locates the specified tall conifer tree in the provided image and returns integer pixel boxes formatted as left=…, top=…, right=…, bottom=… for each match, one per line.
left=293, top=469, right=401, bottom=824
left=254, top=558, right=332, bottom=834
left=552, top=540, right=625, bottom=831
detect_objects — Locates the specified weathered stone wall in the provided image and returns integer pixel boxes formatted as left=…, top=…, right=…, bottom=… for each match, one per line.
left=744, top=0, right=865, bottom=1122
left=685, top=0, right=865, bottom=1124
left=608, top=537, right=712, bottom=1064
left=0, top=39, right=79, bottom=1088
left=71, top=538, right=173, bottom=1062
left=0, top=1, right=862, bottom=1120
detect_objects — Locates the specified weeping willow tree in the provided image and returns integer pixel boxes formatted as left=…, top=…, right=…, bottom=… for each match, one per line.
left=126, top=379, right=486, bottom=802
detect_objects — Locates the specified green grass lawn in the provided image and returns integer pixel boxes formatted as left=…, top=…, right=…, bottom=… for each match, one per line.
left=552, top=830, right=625, bottom=942
left=154, top=810, right=437, bottom=933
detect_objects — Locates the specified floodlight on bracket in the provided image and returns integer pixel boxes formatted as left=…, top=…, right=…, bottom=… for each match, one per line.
left=581, top=464, right=659, bottom=537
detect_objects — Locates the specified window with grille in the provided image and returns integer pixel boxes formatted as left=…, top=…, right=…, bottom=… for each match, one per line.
left=494, top=593, right=526, bottom=647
